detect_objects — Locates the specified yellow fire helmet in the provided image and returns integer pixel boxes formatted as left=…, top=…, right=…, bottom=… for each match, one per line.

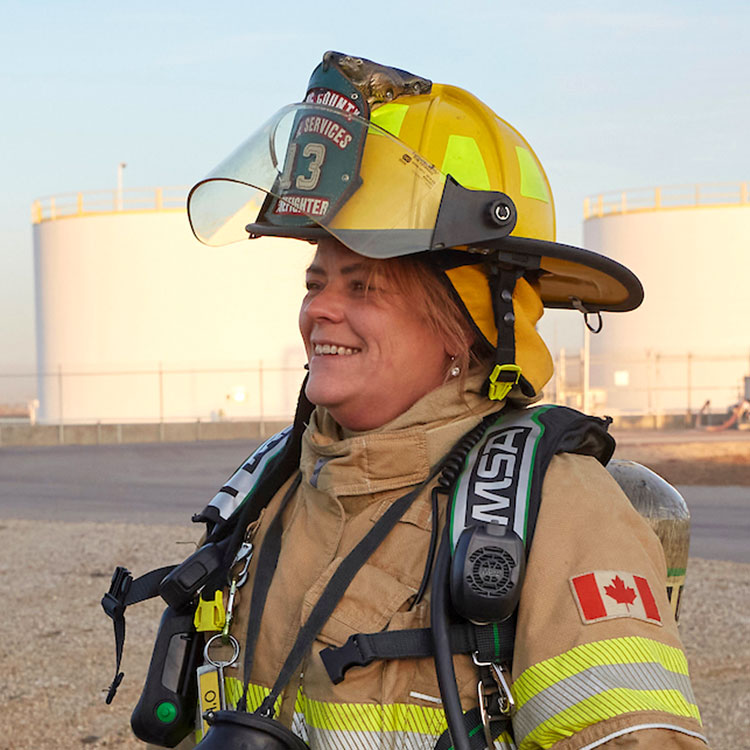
left=188, top=51, right=643, bottom=402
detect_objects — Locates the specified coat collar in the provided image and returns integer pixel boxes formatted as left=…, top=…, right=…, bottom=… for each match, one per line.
left=300, top=372, right=501, bottom=498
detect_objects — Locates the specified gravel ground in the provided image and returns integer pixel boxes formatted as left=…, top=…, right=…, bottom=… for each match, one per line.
left=1, top=516, right=746, bottom=750
left=612, top=433, right=750, bottom=486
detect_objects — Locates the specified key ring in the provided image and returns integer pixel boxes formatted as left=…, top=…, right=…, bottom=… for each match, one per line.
left=204, top=633, right=240, bottom=667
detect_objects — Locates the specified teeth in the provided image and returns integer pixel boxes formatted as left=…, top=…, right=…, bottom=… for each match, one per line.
left=314, top=344, right=359, bottom=356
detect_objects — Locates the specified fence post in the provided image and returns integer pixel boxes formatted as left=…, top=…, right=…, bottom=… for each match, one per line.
left=686, top=352, right=692, bottom=422
left=158, top=361, right=164, bottom=442
left=57, top=364, right=64, bottom=444
left=557, top=348, right=566, bottom=405
left=582, top=325, right=590, bottom=413
left=258, top=360, right=265, bottom=437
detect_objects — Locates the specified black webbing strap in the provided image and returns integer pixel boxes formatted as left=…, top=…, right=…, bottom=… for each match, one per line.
left=237, top=472, right=303, bottom=711
left=101, top=564, right=176, bottom=703
left=248, top=464, right=444, bottom=718
left=320, top=620, right=516, bottom=684
left=434, top=707, right=510, bottom=750
left=488, top=266, right=522, bottom=369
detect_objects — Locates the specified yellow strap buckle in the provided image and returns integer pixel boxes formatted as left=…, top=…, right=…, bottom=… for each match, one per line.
left=194, top=591, right=226, bottom=632
left=488, top=364, right=522, bottom=401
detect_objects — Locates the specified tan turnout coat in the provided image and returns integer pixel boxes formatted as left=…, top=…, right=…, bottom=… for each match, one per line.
left=216, top=377, right=707, bottom=750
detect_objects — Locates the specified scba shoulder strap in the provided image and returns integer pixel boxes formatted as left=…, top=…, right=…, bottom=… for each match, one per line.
left=192, top=425, right=294, bottom=535
left=319, top=403, right=614, bottom=685
left=101, top=385, right=314, bottom=715
left=449, top=403, right=614, bottom=551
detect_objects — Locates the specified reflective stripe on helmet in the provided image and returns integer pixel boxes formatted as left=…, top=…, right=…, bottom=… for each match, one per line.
left=441, top=135, right=491, bottom=191
left=370, top=102, right=410, bottom=137
left=515, top=146, right=550, bottom=204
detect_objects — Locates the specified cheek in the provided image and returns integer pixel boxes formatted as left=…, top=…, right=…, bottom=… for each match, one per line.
left=298, top=304, right=311, bottom=347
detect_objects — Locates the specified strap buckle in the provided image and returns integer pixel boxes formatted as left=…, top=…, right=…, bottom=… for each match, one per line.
left=101, top=566, right=132, bottom=621
left=488, top=364, right=522, bottom=401
left=194, top=590, right=226, bottom=632
left=472, top=652, right=515, bottom=748
left=320, top=633, right=374, bottom=685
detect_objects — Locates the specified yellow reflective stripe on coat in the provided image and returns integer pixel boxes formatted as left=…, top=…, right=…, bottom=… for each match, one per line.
left=224, top=676, right=282, bottom=714
left=227, top=679, right=457, bottom=750
left=224, top=679, right=521, bottom=750
left=511, top=637, right=701, bottom=750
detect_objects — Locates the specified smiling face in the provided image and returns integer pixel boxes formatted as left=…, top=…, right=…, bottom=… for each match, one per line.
left=299, top=239, right=451, bottom=431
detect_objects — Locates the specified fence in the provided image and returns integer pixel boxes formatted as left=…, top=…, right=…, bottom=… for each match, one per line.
left=548, top=350, right=750, bottom=422
left=0, top=363, right=305, bottom=427
left=1, top=351, right=748, bottom=432
left=583, top=181, right=750, bottom=220
left=31, top=186, right=191, bottom=223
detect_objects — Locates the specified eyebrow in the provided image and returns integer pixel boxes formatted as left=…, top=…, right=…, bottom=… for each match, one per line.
left=306, top=262, right=369, bottom=275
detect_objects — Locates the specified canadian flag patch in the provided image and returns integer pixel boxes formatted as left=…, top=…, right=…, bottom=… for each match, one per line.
left=570, top=571, right=662, bottom=626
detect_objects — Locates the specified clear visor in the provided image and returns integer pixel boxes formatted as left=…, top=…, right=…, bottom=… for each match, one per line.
left=188, top=103, right=448, bottom=258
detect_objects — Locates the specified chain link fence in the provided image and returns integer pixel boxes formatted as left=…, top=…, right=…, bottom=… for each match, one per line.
left=1, top=352, right=748, bottom=433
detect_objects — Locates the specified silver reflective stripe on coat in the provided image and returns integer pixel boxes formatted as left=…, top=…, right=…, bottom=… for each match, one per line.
left=299, top=723, right=516, bottom=750
left=204, top=426, right=292, bottom=520
left=513, top=661, right=698, bottom=745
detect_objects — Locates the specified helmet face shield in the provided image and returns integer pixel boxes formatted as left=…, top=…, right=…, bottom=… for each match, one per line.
left=188, top=103, right=448, bottom=258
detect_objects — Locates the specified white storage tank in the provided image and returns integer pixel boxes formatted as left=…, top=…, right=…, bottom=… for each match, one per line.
left=32, top=187, right=311, bottom=424
left=583, top=183, right=750, bottom=416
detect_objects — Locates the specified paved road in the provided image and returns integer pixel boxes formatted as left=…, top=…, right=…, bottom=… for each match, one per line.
left=1, top=441, right=747, bottom=563
left=0, top=440, right=262, bottom=526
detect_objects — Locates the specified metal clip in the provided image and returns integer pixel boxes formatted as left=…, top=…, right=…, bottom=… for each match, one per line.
left=472, top=652, right=515, bottom=748
left=229, top=542, right=253, bottom=588
left=221, top=579, right=238, bottom=642
left=219, top=542, right=254, bottom=642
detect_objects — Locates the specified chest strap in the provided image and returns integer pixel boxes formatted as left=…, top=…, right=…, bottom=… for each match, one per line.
left=321, top=620, right=515, bottom=684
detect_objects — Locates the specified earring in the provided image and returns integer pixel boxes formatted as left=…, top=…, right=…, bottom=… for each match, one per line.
left=449, top=356, right=460, bottom=378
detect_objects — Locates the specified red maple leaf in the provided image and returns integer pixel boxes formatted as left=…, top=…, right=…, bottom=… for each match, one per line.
left=604, top=576, right=637, bottom=609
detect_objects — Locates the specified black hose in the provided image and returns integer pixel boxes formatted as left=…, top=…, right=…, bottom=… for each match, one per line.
left=431, top=525, right=471, bottom=750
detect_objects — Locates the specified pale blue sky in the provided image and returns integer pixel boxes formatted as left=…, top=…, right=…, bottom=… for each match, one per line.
left=2, top=0, right=748, bottom=375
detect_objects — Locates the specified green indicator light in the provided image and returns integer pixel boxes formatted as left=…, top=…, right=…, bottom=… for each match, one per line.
left=156, top=701, right=178, bottom=724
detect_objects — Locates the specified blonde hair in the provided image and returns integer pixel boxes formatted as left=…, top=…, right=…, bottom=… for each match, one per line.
left=369, top=255, right=492, bottom=378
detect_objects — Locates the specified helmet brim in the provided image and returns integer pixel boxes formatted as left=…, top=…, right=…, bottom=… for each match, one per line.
left=241, top=221, right=643, bottom=313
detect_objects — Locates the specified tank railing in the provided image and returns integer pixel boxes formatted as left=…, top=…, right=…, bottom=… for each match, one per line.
left=31, top=186, right=191, bottom=224
left=584, top=181, right=750, bottom=219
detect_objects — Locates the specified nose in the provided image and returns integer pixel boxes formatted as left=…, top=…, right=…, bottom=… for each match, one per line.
left=302, top=285, right=346, bottom=323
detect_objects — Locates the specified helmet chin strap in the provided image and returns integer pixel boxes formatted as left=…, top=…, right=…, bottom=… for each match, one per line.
left=486, top=263, right=526, bottom=401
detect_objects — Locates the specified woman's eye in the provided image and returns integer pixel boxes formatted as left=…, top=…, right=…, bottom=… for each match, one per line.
left=305, top=280, right=321, bottom=291
left=351, top=279, right=375, bottom=293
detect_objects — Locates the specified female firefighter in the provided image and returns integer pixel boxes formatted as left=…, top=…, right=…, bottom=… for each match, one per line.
left=170, top=52, right=708, bottom=750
